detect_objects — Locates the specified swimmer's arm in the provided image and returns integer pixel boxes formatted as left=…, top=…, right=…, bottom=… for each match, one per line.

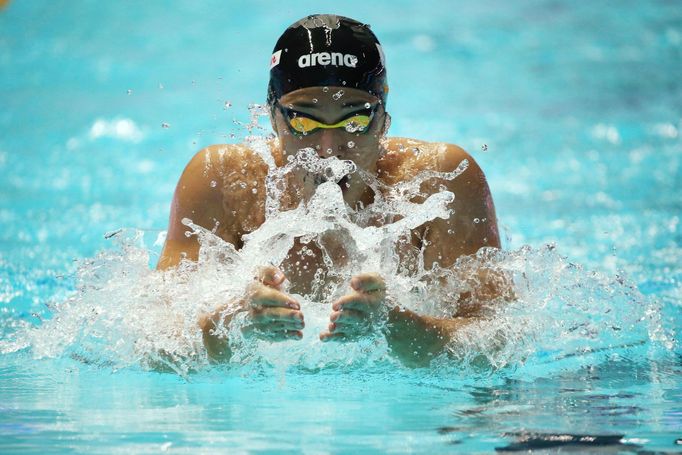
left=423, top=144, right=501, bottom=263
left=156, top=146, right=240, bottom=362
left=157, top=146, right=237, bottom=270
left=421, top=144, right=513, bottom=304
left=198, top=304, right=238, bottom=362
left=383, top=307, right=474, bottom=367
left=383, top=146, right=511, bottom=366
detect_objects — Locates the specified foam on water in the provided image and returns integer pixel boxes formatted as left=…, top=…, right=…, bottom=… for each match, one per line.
left=4, top=229, right=671, bottom=378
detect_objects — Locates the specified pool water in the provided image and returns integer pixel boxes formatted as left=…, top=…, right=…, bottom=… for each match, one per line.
left=1, top=0, right=681, bottom=452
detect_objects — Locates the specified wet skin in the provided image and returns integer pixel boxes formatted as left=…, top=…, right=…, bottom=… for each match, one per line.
left=158, top=86, right=505, bottom=366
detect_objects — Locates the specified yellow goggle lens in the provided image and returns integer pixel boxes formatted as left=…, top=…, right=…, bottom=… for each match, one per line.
left=288, top=114, right=371, bottom=134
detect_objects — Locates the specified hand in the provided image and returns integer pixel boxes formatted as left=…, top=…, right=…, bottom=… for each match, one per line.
left=320, top=273, right=387, bottom=342
left=241, top=266, right=305, bottom=341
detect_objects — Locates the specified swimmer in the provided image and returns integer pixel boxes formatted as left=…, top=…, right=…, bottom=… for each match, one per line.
left=157, top=14, right=510, bottom=366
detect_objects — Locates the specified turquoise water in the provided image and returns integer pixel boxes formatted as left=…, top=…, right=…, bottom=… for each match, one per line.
left=1, top=0, right=681, bottom=452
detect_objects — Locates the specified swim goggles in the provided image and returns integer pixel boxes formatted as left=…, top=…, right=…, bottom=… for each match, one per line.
left=276, top=101, right=378, bottom=136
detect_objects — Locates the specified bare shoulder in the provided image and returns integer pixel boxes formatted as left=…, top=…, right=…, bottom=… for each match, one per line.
left=379, top=137, right=486, bottom=188
left=186, top=143, right=270, bottom=178
left=198, top=143, right=270, bottom=234
left=164, top=143, right=270, bottom=250
left=171, top=143, right=264, bottom=212
left=380, top=139, right=501, bottom=261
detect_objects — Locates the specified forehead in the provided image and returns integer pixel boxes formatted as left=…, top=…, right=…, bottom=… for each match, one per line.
left=279, top=86, right=378, bottom=108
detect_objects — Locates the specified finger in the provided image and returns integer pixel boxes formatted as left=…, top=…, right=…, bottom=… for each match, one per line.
left=350, top=273, right=386, bottom=293
left=255, top=265, right=286, bottom=289
left=249, top=283, right=300, bottom=310
left=332, top=293, right=374, bottom=312
left=330, top=309, right=365, bottom=325
left=251, top=307, right=304, bottom=324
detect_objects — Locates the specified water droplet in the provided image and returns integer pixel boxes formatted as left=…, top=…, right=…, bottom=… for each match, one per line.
left=161, top=122, right=170, bottom=129
left=322, top=86, right=329, bottom=93
left=251, top=188, right=258, bottom=194
left=332, top=90, right=344, bottom=100
left=481, top=144, right=488, bottom=151
left=210, top=180, right=217, bottom=188
left=224, top=101, right=232, bottom=110
left=312, top=98, right=318, bottom=103
left=326, top=148, right=333, bottom=154
left=239, top=182, right=247, bottom=188
left=364, top=102, right=371, bottom=109
left=474, top=218, right=480, bottom=223
left=347, top=141, right=355, bottom=148
left=126, top=89, right=133, bottom=95
left=344, top=121, right=365, bottom=133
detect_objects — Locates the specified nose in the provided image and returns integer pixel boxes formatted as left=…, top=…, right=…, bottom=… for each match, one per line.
left=316, top=129, right=336, bottom=156
left=316, top=129, right=344, bottom=157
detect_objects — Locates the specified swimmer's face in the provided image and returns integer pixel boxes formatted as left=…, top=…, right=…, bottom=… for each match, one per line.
left=272, top=86, right=388, bottom=172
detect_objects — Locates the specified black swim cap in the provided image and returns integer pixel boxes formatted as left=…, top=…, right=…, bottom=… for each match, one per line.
left=267, top=14, right=388, bottom=107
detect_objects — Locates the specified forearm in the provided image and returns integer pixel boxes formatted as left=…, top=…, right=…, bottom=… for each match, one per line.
left=199, top=305, right=241, bottom=363
left=383, top=306, right=472, bottom=367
